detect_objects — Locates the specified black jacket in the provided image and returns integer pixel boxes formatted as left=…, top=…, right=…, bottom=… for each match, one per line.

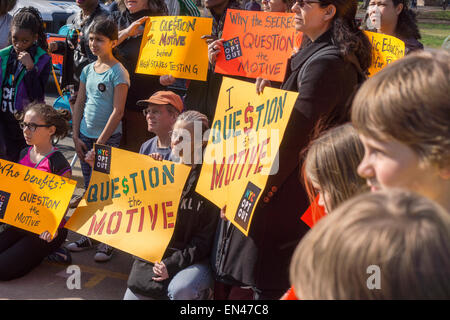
left=213, top=30, right=363, bottom=299
left=127, top=164, right=220, bottom=299
left=111, top=9, right=165, bottom=111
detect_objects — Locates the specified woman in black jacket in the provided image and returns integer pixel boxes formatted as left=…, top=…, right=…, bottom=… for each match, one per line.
left=111, top=0, right=168, bottom=153
left=125, top=111, right=220, bottom=300
left=212, top=0, right=372, bottom=300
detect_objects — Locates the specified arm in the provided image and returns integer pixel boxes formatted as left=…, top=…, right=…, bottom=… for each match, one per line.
left=161, top=202, right=220, bottom=278
left=117, top=16, right=149, bottom=46
left=72, top=82, right=88, bottom=160
left=96, top=83, right=128, bottom=145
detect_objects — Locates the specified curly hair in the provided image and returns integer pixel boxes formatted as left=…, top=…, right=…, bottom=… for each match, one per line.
left=311, top=0, right=372, bottom=72
left=16, top=103, right=72, bottom=143
left=393, top=0, right=421, bottom=40
left=11, top=6, right=48, bottom=51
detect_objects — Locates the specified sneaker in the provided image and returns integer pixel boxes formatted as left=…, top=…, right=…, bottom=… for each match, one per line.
left=66, top=236, right=93, bottom=252
left=47, top=247, right=72, bottom=264
left=69, top=194, right=84, bottom=209
left=94, top=243, right=113, bottom=262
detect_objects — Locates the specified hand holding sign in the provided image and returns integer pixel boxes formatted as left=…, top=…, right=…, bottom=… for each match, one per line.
left=208, top=39, right=224, bottom=65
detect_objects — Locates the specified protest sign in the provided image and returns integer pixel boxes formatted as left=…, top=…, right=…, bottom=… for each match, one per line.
left=0, top=159, right=76, bottom=236
left=365, top=31, right=405, bottom=77
left=214, top=9, right=301, bottom=82
left=65, top=145, right=191, bottom=263
left=135, top=16, right=212, bottom=81
left=46, top=34, right=66, bottom=66
left=195, top=77, right=298, bottom=235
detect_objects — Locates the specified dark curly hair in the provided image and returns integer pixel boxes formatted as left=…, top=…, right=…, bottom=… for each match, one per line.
left=318, top=0, right=373, bottom=72
left=16, top=102, right=72, bottom=143
left=393, top=0, right=421, bottom=40
left=11, top=6, right=48, bottom=51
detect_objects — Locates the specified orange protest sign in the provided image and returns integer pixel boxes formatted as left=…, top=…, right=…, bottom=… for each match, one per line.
left=0, top=159, right=76, bottom=236
left=47, top=34, right=66, bottom=66
left=65, top=145, right=191, bottom=263
left=214, top=9, right=301, bottom=82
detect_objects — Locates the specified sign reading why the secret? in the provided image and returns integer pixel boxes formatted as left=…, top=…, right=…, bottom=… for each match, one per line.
left=0, top=159, right=76, bottom=236
left=195, top=77, right=298, bottom=236
left=135, top=16, right=213, bottom=81
left=65, top=145, right=191, bottom=263
left=214, top=9, right=302, bottom=82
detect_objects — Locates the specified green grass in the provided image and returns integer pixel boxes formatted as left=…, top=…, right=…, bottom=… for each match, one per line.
left=417, top=10, right=450, bottom=20
left=418, top=23, right=450, bottom=48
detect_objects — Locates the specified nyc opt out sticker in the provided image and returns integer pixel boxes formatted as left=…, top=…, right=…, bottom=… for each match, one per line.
left=234, top=181, right=261, bottom=232
left=94, top=144, right=112, bottom=174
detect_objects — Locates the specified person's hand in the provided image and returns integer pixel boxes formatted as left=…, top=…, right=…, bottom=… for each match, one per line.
left=148, top=153, right=164, bottom=161
left=208, top=39, right=224, bottom=65
left=255, top=77, right=271, bottom=95
left=48, top=42, right=58, bottom=53
left=201, top=34, right=218, bottom=45
left=125, top=16, right=149, bottom=38
left=73, top=137, right=88, bottom=161
left=152, top=261, right=169, bottom=281
left=40, top=230, right=58, bottom=243
left=220, top=205, right=228, bottom=221
left=84, top=148, right=95, bottom=168
left=159, top=74, right=176, bottom=86
left=18, top=51, right=34, bottom=70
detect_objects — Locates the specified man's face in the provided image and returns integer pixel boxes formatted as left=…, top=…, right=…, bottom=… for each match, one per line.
left=143, top=104, right=176, bottom=136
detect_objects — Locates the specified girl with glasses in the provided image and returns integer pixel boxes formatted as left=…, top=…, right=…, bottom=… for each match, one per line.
left=0, top=102, right=73, bottom=281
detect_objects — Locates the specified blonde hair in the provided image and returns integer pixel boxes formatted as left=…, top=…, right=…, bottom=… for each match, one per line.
left=302, top=123, right=367, bottom=214
left=290, top=189, right=450, bottom=299
left=351, top=49, right=450, bottom=169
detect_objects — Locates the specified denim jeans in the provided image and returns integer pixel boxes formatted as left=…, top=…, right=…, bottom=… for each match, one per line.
left=123, top=261, right=214, bottom=300
left=79, top=132, right=121, bottom=190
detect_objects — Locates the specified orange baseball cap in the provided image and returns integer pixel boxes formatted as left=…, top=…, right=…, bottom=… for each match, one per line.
left=137, top=91, right=183, bottom=113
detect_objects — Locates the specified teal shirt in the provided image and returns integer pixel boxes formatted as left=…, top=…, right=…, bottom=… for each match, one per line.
left=80, top=62, right=130, bottom=138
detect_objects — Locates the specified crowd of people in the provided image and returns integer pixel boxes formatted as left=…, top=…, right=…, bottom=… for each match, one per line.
left=0, top=0, right=449, bottom=300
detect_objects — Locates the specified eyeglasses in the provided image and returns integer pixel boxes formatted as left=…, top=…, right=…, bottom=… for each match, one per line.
left=20, top=122, right=52, bottom=132
left=142, top=108, right=162, bottom=117
left=295, top=0, right=322, bottom=7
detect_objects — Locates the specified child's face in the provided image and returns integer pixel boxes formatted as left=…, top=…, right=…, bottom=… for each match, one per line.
left=357, top=134, right=437, bottom=196
left=11, top=27, right=38, bottom=53
left=88, top=33, right=116, bottom=57
left=22, top=110, right=55, bottom=147
left=311, top=180, right=330, bottom=214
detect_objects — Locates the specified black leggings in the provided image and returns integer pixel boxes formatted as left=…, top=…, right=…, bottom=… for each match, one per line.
left=0, top=226, right=67, bottom=281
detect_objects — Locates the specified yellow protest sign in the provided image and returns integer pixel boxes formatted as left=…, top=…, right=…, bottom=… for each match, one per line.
left=65, top=145, right=191, bottom=263
left=0, top=159, right=76, bottom=236
left=135, top=16, right=213, bottom=81
left=195, top=77, right=298, bottom=235
left=365, top=31, right=405, bottom=77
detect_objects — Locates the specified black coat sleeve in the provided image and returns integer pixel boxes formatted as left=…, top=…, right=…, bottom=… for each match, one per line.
left=162, top=201, right=220, bottom=278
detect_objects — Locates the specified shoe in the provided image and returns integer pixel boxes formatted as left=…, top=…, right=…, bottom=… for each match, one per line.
left=94, top=243, right=113, bottom=262
left=47, top=247, right=72, bottom=264
left=66, top=236, right=93, bottom=252
left=69, top=194, right=84, bottom=209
